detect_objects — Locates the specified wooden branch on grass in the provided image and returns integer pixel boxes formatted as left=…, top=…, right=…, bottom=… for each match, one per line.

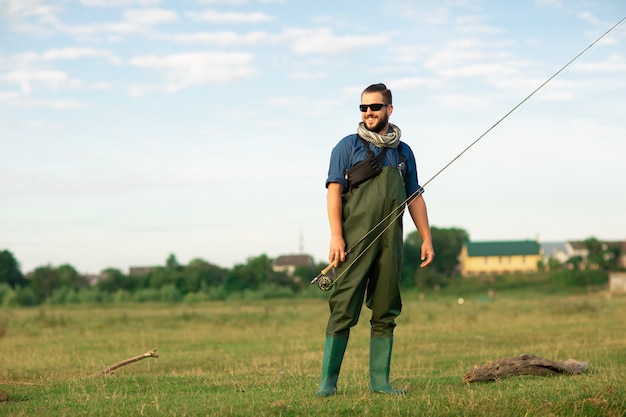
left=463, top=354, right=587, bottom=383
left=97, top=348, right=159, bottom=376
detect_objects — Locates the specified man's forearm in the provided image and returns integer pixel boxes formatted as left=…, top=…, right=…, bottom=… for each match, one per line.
left=327, top=183, right=343, bottom=237
left=408, top=195, right=432, bottom=243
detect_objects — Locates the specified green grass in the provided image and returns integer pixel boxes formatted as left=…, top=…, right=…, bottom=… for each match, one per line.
left=1, top=290, right=625, bottom=416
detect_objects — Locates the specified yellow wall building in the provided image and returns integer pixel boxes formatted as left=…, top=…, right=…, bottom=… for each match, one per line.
left=459, top=240, right=542, bottom=276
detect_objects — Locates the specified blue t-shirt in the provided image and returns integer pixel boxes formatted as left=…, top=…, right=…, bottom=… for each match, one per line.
left=326, top=133, right=421, bottom=196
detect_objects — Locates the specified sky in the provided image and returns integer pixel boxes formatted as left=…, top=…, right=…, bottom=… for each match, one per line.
left=1, top=0, right=625, bottom=275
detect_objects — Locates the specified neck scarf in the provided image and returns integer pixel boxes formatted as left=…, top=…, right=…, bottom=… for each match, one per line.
left=357, top=122, right=401, bottom=149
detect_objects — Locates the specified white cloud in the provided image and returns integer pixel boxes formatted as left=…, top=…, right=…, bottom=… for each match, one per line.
left=19, top=47, right=122, bottom=65
left=158, top=30, right=271, bottom=45
left=575, top=53, right=626, bottom=73
left=0, top=90, right=21, bottom=103
left=283, top=28, right=392, bottom=55
left=388, top=77, right=437, bottom=90
left=48, top=99, right=88, bottom=109
left=121, top=8, right=177, bottom=26
left=456, top=15, right=503, bottom=34
left=570, top=118, right=626, bottom=143
left=578, top=11, right=602, bottom=26
left=438, top=63, right=518, bottom=78
left=92, top=81, right=112, bottom=90
left=424, top=39, right=532, bottom=85
left=128, top=52, right=256, bottom=91
left=187, top=9, right=275, bottom=23
left=389, top=45, right=431, bottom=63
left=44, top=7, right=178, bottom=37
left=195, top=0, right=287, bottom=4
left=0, top=0, right=60, bottom=36
left=387, top=3, right=451, bottom=25
left=101, top=8, right=177, bottom=33
left=435, top=93, right=490, bottom=109
left=0, top=96, right=87, bottom=109
left=2, top=69, right=68, bottom=95
left=195, top=0, right=250, bottom=4
left=425, top=39, right=486, bottom=69
left=289, top=70, right=328, bottom=81
left=0, top=63, right=110, bottom=95
left=3, top=3, right=178, bottom=37
left=489, top=76, right=576, bottom=101
left=533, top=0, right=563, bottom=8
left=0, top=0, right=57, bottom=19
left=264, top=96, right=301, bottom=107
left=80, top=0, right=162, bottom=6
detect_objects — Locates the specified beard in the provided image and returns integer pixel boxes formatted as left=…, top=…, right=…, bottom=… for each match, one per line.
left=363, top=112, right=389, bottom=134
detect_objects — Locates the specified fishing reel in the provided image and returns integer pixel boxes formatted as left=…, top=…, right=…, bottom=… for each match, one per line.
left=310, top=265, right=336, bottom=291
left=312, top=274, right=335, bottom=291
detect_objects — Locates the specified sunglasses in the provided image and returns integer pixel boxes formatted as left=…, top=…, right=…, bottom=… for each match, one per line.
left=359, top=103, right=389, bottom=112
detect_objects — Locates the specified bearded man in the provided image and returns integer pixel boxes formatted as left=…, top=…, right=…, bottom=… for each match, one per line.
left=316, top=83, right=434, bottom=396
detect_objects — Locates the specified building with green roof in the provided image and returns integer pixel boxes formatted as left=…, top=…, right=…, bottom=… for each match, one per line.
left=459, top=240, right=542, bottom=276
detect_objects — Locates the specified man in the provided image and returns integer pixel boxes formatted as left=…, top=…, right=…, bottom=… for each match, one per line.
left=316, top=83, right=434, bottom=396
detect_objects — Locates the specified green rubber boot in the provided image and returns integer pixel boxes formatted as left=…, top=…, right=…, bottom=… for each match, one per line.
left=315, top=336, right=348, bottom=397
left=369, top=337, right=406, bottom=395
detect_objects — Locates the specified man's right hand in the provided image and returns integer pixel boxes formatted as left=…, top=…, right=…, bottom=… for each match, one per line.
left=328, top=234, right=346, bottom=267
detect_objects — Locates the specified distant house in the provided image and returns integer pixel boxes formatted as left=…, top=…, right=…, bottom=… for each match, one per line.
left=272, top=254, right=315, bottom=276
left=541, top=240, right=626, bottom=270
left=568, top=241, right=589, bottom=260
left=83, top=273, right=106, bottom=286
left=129, top=266, right=159, bottom=276
left=541, top=242, right=572, bottom=265
left=459, top=240, right=542, bottom=276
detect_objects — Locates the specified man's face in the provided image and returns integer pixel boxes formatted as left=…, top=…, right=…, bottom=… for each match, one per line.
left=361, top=91, right=393, bottom=134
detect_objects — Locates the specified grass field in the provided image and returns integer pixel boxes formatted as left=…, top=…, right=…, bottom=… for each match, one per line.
left=1, top=289, right=625, bottom=416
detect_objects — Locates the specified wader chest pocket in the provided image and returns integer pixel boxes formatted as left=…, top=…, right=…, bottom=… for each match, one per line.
left=344, top=138, right=388, bottom=191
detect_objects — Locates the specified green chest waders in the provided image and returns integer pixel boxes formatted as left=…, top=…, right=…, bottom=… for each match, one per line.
left=326, top=165, right=406, bottom=339
left=316, top=165, right=408, bottom=396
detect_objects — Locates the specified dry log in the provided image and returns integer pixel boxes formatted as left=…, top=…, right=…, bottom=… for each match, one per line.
left=463, top=354, right=587, bottom=383
left=97, top=348, right=159, bottom=376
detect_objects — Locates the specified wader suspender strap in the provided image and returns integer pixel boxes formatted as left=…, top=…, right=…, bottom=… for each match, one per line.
left=361, top=136, right=407, bottom=179
left=359, top=136, right=407, bottom=171
left=357, top=135, right=387, bottom=160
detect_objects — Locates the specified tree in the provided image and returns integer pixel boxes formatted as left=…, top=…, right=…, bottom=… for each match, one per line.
left=583, top=237, right=618, bottom=271
left=547, top=257, right=563, bottom=271
left=27, top=263, right=85, bottom=303
left=166, top=253, right=182, bottom=271
left=293, top=264, right=316, bottom=289
left=57, top=264, right=87, bottom=289
left=430, top=227, right=469, bottom=275
left=183, top=258, right=228, bottom=293
left=566, top=255, right=584, bottom=270
left=29, top=265, right=61, bottom=303
left=223, top=254, right=273, bottom=292
left=148, top=254, right=185, bottom=290
left=149, top=267, right=183, bottom=290
left=402, top=226, right=469, bottom=287
left=97, top=268, right=134, bottom=293
left=0, top=249, right=25, bottom=288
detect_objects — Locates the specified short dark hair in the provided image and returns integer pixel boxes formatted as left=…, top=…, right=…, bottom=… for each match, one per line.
left=362, top=83, right=392, bottom=105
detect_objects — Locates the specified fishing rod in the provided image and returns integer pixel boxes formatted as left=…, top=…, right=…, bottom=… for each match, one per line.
left=311, top=16, right=626, bottom=291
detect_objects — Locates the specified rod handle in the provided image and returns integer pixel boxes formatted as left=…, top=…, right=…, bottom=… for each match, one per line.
left=320, top=264, right=334, bottom=276
left=310, top=264, right=333, bottom=284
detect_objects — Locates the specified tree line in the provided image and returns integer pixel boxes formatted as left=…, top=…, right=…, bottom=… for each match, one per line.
left=0, top=227, right=619, bottom=307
